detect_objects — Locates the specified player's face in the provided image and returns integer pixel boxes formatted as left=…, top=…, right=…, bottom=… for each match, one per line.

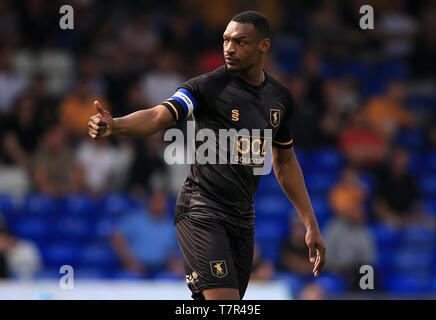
left=223, top=21, right=265, bottom=72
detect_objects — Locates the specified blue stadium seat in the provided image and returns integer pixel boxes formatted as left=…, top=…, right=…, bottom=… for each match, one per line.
left=305, top=149, right=344, bottom=172
left=420, top=175, right=436, bottom=197
left=256, top=175, right=282, bottom=196
left=98, top=193, right=137, bottom=217
left=41, top=243, right=82, bottom=267
left=23, top=194, right=58, bottom=216
left=0, top=193, right=18, bottom=218
left=11, top=217, right=52, bottom=241
left=74, top=267, right=108, bottom=279
left=255, top=238, right=281, bottom=264
left=36, top=268, right=63, bottom=280
left=369, top=224, right=401, bottom=249
left=310, top=196, right=332, bottom=229
left=394, top=130, right=426, bottom=153
left=376, top=60, right=409, bottom=80
left=111, top=269, right=143, bottom=280
left=424, top=199, right=436, bottom=216
left=425, top=153, right=436, bottom=173
left=394, top=249, right=433, bottom=272
left=305, top=172, right=337, bottom=195
left=255, top=194, right=291, bottom=219
left=59, top=194, right=97, bottom=217
left=79, top=242, right=119, bottom=268
left=54, top=216, right=95, bottom=242
left=408, top=154, right=425, bottom=176
left=383, top=273, right=429, bottom=293
left=400, top=226, right=435, bottom=248
left=315, top=272, right=346, bottom=294
left=343, top=60, right=369, bottom=82
left=255, top=220, right=288, bottom=240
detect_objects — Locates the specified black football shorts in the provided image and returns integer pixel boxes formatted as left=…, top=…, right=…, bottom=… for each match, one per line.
left=175, top=215, right=254, bottom=300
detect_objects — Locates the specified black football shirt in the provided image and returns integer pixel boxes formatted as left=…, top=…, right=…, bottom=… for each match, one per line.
left=162, top=65, right=294, bottom=229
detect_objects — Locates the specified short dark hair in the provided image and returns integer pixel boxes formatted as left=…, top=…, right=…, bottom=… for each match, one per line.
left=231, top=11, right=270, bottom=39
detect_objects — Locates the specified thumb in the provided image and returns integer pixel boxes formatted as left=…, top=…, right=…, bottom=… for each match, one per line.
left=94, top=100, right=110, bottom=117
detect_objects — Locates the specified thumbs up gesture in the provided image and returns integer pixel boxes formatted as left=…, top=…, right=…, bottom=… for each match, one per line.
left=88, top=100, right=113, bottom=139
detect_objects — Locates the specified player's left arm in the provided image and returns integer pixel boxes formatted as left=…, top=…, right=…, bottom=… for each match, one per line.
left=272, top=146, right=326, bottom=277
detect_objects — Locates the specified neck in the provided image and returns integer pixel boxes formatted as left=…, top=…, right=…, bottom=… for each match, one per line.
left=234, top=64, right=264, bottom=86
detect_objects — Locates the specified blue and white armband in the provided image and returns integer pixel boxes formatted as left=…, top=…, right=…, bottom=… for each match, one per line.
left=162, top=88, right=197, bottom=122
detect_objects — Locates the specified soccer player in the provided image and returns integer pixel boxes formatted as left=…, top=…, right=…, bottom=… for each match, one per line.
left=88, top=11, right=326, bottom=300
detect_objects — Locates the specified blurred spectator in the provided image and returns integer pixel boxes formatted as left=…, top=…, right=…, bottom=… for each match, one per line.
left=0, top=225, right=42, bottom=280
left=104, top=49, right=139, bottom=117
left=32, top=125, right=85, bottom=196
left=362, top=80, right=415, bottom=142
left=121, top=13, right=159, bottom=62
left=410, top=1, right=436, bottom=78
left=0, top=219, right=7, bottom=278
left=250, top=244, right=275, bottom=281
left=339, top=109, right=387, bottom=168
left=308, top=0, right=346, bottom=57
left=126, top=131, right=169, bottom=195
left=318, top=80, right=343, bottom=146
left=325, top=167, right=376, bottom=290
left=110, top=191, right=183, bottom=277
left=0, top=46, right=26, bottom=114
left=299, top=282, right=325, bottom=300
left=139, top=51, right=184, bottom=106
left=329, top=166, right=367, bottom=217
left=373, top=147, right=426, bottom=227
left=29, top=74, right=60, bottom=130
left=279, top=217, right=312, bottom=276
left=75, top=138, right=133, bottom=194
left=60, top=77, right=110, bottom=140
left=287, top=76, right=323, bottom=148
left=1, top=94, right=43, bottom=170
left=378, top=0, right=418, bottom=58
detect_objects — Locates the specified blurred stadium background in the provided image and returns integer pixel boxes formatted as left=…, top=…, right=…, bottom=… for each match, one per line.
left=0, top=0, right=435, bottom=299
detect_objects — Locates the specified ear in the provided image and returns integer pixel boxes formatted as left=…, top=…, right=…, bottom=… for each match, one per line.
left=258, top=38, right=271, bottom=53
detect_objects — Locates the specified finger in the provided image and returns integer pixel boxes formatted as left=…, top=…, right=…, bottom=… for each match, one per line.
left=88, top=131, right=97, bottom=139
left=94, top=100, right=110, bottom=116
left=308, top=245, right=316, bottom=263
left=91, top=115, right=103, bottom=125
left=89, top=128, right=99, bottom=136
left=88, top=121, right=101, bottom=131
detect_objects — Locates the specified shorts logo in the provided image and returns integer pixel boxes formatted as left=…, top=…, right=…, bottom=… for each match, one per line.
left=210, top=260, right=228, bottom=278
left=270, top=109, right=280, bottom=128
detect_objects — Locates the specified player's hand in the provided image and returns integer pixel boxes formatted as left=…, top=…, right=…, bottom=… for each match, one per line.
left=88, top=100, right=113, bottom=139
left=305, top=227, right=326, bottom=277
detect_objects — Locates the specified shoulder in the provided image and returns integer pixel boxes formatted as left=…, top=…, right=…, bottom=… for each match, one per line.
left=266, top=74, right=293, bottom=105
left=180, top=65, right=228, bottom=94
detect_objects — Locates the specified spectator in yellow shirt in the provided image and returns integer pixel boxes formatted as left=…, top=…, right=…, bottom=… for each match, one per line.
left=362, top=81, right=415, bottom=141
left=60, top=78, right=110, bottom=140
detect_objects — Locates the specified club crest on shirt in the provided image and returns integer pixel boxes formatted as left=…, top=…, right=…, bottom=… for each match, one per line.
left=270, top=109, right=280, bottom=128
left=210, top=260, right=228, bottom=278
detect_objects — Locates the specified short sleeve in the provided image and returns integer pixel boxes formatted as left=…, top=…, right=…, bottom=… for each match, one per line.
left=272, top=92, right=294, bottom=149
left=162, top=78, right=201, bottom=123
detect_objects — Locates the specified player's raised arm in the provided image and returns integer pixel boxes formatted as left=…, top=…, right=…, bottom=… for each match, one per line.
left=88, top=100, right=175, bottom=139
left=271, top=146, right=326, bottom=277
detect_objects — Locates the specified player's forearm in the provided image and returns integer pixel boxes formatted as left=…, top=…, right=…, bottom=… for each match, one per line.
left=112, top=105, right=174, bottom=138
left=273, top=153, right=319, bottom=232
